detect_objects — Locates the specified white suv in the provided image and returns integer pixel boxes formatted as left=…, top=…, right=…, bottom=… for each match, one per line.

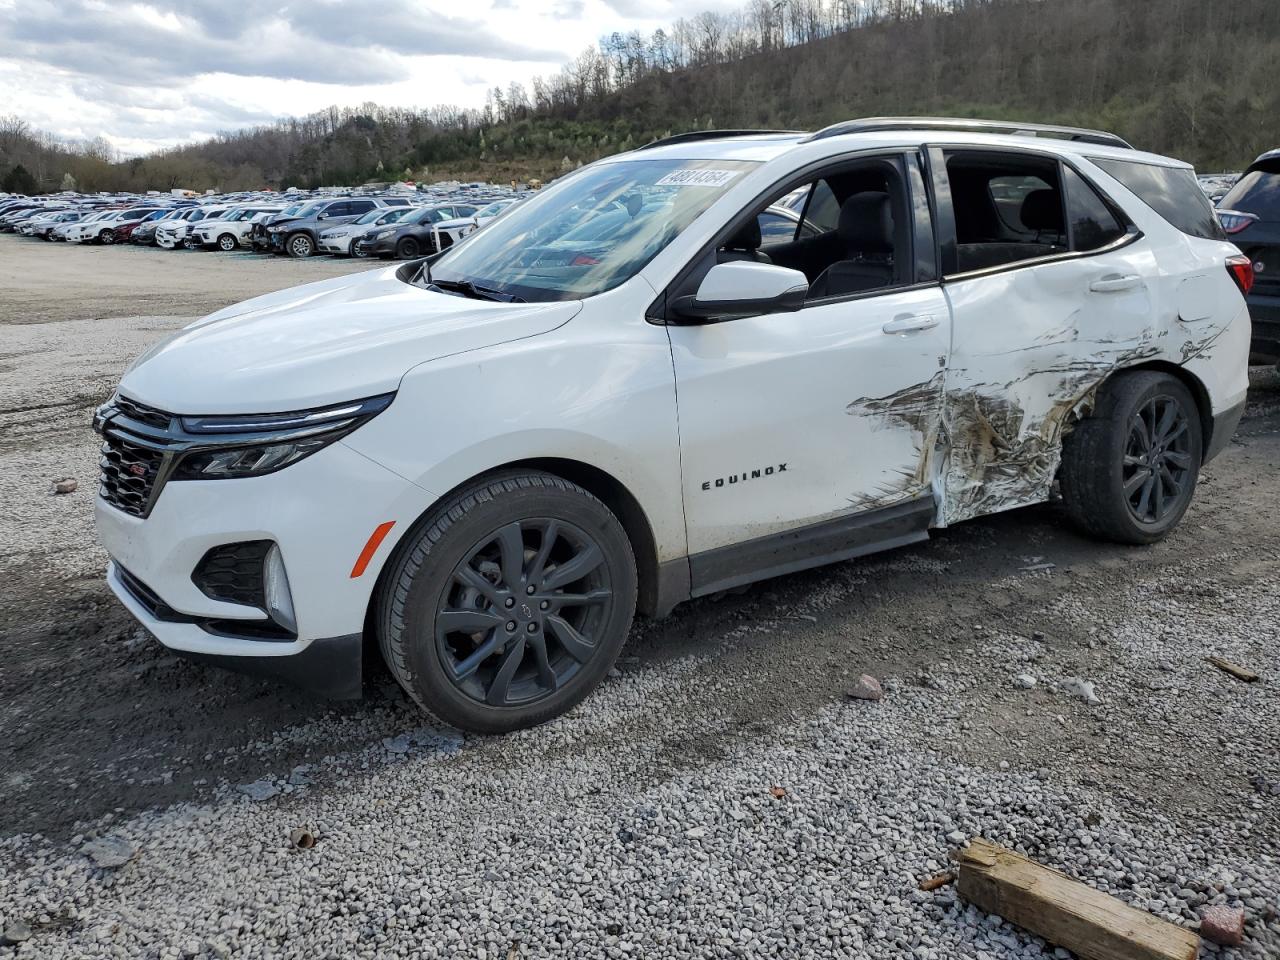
left=93, top=119, right=1251, bottom=732
left=189, top=206, right=285, bottom=250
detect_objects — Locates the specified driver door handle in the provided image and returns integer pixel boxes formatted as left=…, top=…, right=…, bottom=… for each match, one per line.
left=882, top=314, right=940, bottom=335
left=1089, top=274, right=1142, bottom=293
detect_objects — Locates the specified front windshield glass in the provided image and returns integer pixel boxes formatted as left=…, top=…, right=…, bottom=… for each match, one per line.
left=356, top=209, right=393, bottom=225
left=430, top=158, right=759, bottom=301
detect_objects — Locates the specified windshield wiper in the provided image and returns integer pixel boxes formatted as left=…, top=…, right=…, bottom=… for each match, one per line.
left=428, top=277, right=524, bottom=303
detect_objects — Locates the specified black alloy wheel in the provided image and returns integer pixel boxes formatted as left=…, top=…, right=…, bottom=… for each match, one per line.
left=1123, top=395, right=1194, bottom=524
left=378, top=472, right=637, bottom=733
left=435, top=518, right=614, bottom=708
left=1060, top=371, right=1203, bottom=544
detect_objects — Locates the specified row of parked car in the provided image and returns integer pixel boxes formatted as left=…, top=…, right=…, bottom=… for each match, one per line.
left=0, top=185, right=527, bottom=261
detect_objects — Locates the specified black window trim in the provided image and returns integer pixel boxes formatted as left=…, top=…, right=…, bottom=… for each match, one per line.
left=647, top=147, right=940, bottom=324
left=925, top=143, right=1143, bottom=284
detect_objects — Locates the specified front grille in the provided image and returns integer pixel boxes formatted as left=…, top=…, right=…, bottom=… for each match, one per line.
left=114, top=394, right=172, bottom=429
left=193, top=541, right=271, bottom=609
left=99, top=433, right=166, bottom=517
left=96, top=396, right=178, bottom=518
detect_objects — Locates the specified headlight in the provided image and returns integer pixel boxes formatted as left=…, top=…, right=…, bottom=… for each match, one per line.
left=375, top=229, right=395, bottom=239
left=170, top=393, right=395, bottom=480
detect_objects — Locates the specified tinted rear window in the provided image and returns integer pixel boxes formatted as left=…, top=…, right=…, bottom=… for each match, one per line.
left=1220, top=163, right=1280, bottom=221
left=1091, top=158, right=1225, bottom=240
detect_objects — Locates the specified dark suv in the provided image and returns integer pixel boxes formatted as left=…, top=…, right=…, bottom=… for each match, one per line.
left=1218, top=150, right=1280, bottom=363
left=261, top=198, right=408, bottom=258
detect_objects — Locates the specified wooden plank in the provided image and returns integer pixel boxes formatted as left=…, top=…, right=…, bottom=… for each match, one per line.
left=956, top=839, right=1199, bottom=960
left=1205, top=656, right=1260, bottom=683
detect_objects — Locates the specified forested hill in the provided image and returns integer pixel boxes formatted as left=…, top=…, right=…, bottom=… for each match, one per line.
left=3, top=0, right=1276, bottom=194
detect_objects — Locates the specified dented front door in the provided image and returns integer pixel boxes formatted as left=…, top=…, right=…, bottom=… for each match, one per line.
left=668, top=285, right=952, bottom=556
left=938, top=243, right=1157, bottom=524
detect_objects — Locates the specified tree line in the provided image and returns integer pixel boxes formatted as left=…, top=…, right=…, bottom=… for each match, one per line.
left=2, top=0, right=1276, bottom=194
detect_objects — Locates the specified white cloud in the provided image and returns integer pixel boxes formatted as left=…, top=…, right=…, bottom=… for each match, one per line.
left=0, top=0, right=741, bottom=156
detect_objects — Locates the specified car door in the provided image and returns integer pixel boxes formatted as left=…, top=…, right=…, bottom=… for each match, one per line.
left=663, top=153, right=951, bottom=594
left=927, top=146, right=1157, bottom=525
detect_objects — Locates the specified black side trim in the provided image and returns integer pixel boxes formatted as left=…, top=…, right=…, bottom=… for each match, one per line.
left=174, top=633, right=363, bottom=700
left=648, top=557, right=692, bottom=619
left=1204, top=399, right=1245, bottom=463
left=688, top=497, right=934, bottom=597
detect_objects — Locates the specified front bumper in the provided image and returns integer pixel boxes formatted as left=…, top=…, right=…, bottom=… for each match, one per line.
left=95, top=439, right=434, bottom=698
left=354, top=236, right=399, bottom=257
left=319, top=235, right=353, bottom=254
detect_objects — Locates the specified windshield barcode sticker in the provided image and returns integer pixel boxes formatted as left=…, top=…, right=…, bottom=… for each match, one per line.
left=655, top=169, right=742, bottom=188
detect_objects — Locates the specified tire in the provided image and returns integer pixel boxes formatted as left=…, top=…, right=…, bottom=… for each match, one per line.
left=217, top=233, right=237, bottom=252
left=1060, top=371, right=1203, bottom=545
left=395, top=237, right=420, bottom=259
left=98, top=229, right=115, bottom=245
left=287, top=233, right=314, bottom=258
left=377, top=471, right=637, bottom=733
left=351, top=240, right=370, bottom=259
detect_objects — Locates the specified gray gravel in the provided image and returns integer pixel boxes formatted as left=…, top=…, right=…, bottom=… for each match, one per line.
left=1, top=237, right=1278, bottom=958
left=1, top=556, right=1277, bottom=958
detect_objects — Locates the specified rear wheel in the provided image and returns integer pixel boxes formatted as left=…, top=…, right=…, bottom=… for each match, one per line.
left=217, top=233, right=237, bottom=251
left=378, top=472, right=637, bottom=733
left=287, top=233, right=314, bottom=258
left=395, top=237, right=420, bottom=259
left=1060, top=371, right=1202, bottom=544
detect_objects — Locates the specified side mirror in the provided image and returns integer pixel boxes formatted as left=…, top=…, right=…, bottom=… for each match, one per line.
left=671, top=261, right=809, bottom=323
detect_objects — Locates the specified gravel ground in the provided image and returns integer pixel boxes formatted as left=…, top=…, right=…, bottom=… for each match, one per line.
left=0, top=234, right=1277, bottom=958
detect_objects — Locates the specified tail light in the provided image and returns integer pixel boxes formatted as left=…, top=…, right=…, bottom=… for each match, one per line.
left=1216, top=209, right=1258, bottom=235
left=1226, top=254, right=1254, bottom=295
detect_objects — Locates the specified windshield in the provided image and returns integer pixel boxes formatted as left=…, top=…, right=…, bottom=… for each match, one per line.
left=356, top=208, right=394, bottom=225
left=430, top=159, right=758, bottom=301
left=476, top=200, right=514, bottom=219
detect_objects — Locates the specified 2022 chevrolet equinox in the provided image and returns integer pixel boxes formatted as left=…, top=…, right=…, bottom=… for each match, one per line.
left=94, top=118, right=1251, bottom=733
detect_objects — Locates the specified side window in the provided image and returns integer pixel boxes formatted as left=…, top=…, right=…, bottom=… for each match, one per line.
left=945, top=151, right=1065, bottom=274
left=802, top=180, right=841, bottom=233
left=757, top=211, right=799, bottom=246
left=348, top=200, right=375, bottom=214
left=713, top=158, right=910, bottom=301
left=1091, top=157, right=1226, bottom=241
left=1062, top=166, right=1127, bottom=252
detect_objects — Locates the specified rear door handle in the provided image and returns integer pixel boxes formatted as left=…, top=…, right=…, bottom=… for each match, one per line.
left=1089, top=274, right=1142, bottom=293
left=882, top=314, right=940, bottom=335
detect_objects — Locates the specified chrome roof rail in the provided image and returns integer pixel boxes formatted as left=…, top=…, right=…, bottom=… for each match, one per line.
left=801, top=117, right=1133, bottom=150
left=637, top=129, right=805, bottom=150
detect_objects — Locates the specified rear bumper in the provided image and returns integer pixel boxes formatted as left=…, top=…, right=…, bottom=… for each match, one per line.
left=1205, top=399, right=1246, bottom=463
left=1247, top=293, right=1280, bottom=362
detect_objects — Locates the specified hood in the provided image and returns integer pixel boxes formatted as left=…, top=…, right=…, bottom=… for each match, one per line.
left=118, top=265, right=581, bottom=413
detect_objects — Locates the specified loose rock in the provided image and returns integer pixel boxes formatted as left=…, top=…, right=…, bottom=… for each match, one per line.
left=847, top=674, right=884, bottom=701
left=1198, top=905, right=1245, bottom=946
left=82, top=836, right=136, bottom=868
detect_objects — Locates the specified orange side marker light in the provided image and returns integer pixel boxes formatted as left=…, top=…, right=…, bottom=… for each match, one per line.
left=350, top=521, right=396, bottom=578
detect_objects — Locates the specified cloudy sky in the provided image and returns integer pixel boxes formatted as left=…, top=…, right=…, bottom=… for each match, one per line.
left=0, top=0, right=737, bottom=157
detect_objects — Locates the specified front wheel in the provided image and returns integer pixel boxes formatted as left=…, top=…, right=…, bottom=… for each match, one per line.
left=287, top=233, right=314, bottom=258
left=98, top=229, right=115, bottom=245
left=395, top=237, right=420, bottom=259
left=217, top=233, right=237, bottom=251
left=377, top=472, right=637, bottom=733
left=1060, top=371, right=1203, bottom=544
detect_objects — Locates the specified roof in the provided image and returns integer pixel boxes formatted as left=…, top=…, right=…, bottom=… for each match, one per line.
left=604, top=118, right=1190, bottom=169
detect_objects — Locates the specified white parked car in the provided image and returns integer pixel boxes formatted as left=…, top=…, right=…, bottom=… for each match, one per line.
left=318, top=207, right=414, bottom=256
left=94, top=119, right=1250, bottom=732
left=189, top=206, right=285, bottom=251
left=52, top=210, right=110, bottom=241
left=154, top=206, right=229, bottom=249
